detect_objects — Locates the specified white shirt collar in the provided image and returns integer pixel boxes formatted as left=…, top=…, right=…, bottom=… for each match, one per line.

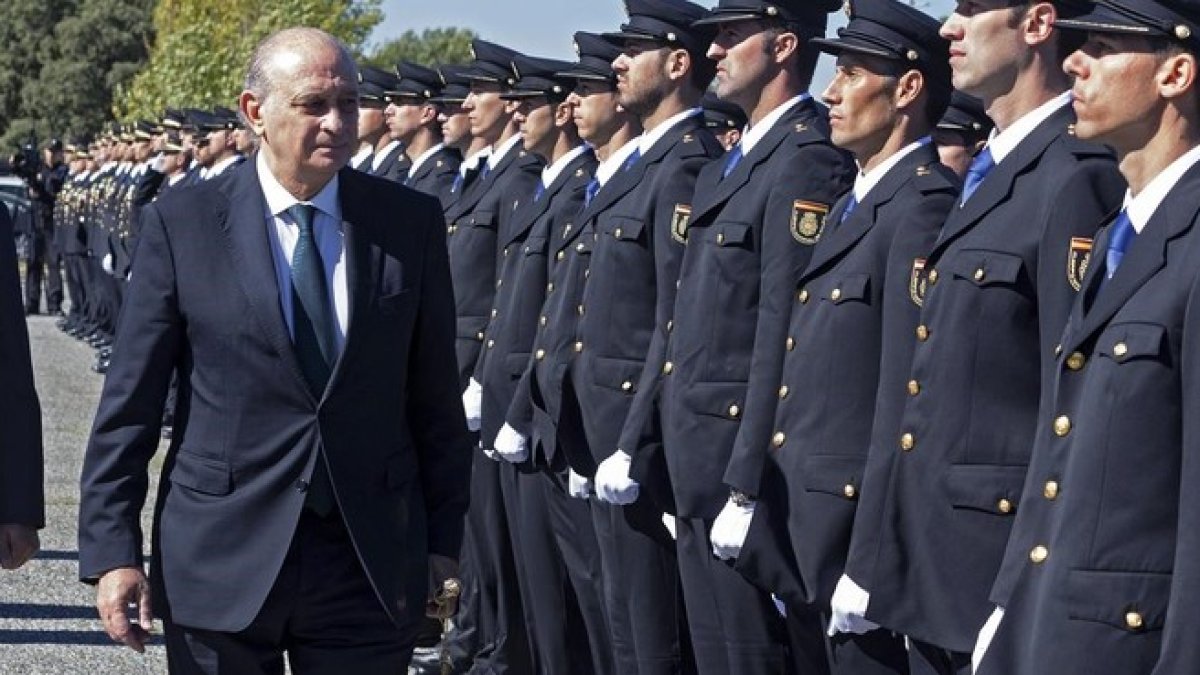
left=853, top=137, right=932, bottom=202
left=207, top=154, right=241, bottom=178
left=461, top=147, right=492, bottom=176
left=350, top=145, right=373, bottom=169
left=1123, top=142, right=1200, bottom=234
left=488, top=134, right=525, bottom=170
left=407, top=143, right=446, bottom=178
left=740, top=94, right=810, bottom=156
left=541, top=145, right=589, bottom=188
left=167, top=172, right=187, bottom=187
left=637, top=107, right=703, bottom=155
left=371, top=140, right=401, bottom=172
left=256, top=152, right=342, bottom=222
left=596, top=137, right=641, bottom=187
left=986, top=91, right=1071, bottom=164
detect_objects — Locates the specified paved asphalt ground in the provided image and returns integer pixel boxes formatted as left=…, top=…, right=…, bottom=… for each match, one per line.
left=0, top=314, right=169, bottom=673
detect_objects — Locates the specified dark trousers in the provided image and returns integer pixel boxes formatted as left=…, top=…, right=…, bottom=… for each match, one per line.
left=63, top=253, right=88, bottom=322
left=824, top=625, right=910, bottom=675
left=907, top=639, right=971, bottom=675
left=676, top=516, right=792, bottom=675
left=23, top=231, right=62, bottom=311
left=590, top=498, right=690, bottom=675
left=163, top=510, right=415, bottom=675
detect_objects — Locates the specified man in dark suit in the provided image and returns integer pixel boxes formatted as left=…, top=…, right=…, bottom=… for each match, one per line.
left=975, top=2, right=1200, bottom=673
left=78, top=27, right=472, bottom=672
left=833, top=2, right=1125, bottom=673
left=0, top=200, right=43, bottom=571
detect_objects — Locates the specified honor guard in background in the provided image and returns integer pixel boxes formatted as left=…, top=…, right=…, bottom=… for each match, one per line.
left=351, top=65, right=396, bottom=171
left=24, top=139, right=67, bottom=316
left=832, top=1, right=1125, bottom=673
left=434, top=65, right=492, bottom=216
left=573, top=1, right=724, bottom=672
left=933, top=91, right=992, bottom=178
left=711, top=2, right=956, bottom=673
left=701, top=92, right=747, bottom=151
left=384, top=61, right=461, bottom=202
left=974, top=2, right=1200, bottom=673
left=482, top=54, right=608, bottom=674
left=57, top=143, right=93, bottom=338
left=366, top=66, right=412, bottom=181
left=199, top=107, right=246, bottom=180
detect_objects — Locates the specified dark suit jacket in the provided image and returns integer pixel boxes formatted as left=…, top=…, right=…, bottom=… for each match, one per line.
left=78, top=161, right=473, bottom=632
left=844, top=103, right=1125, bottom=652
left=0, top=206, right=43, bottom=527
left=980, top=162, right=1200, bottom=675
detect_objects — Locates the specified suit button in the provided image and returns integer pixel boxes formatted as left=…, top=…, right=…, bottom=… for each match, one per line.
left=490, top=309, right=498, bottom=319
left=540, top=315, right=547, bottom=326
left=798, top=289, right=809, bottom=303
left=487, top=339, right=495, bottom=349
left=663, top=361, right=674, bottom=375
left=728, top=404, right=740, bottom=418
left=535, top=349, right=546, bottom=361
left=576, top=242, right=586, bottom=252
left=916, top=325, right=930, bottom=342
left=584, top=269, right=590, bottom=279
left=778, top=385, right=790, bottom=399
left=1113, top=341, right=1128, bottom=359
left=831, top=288, right=842, bottom=301
left=1053, top=415, right=1071, bottom=437
left=1125, top=611, right=1145, bottom=631
left=786, top=337, right=796, bottom=351
left=716, top=233, right=725, bottom=245
left=907, top=380, right=920, bottom=396
left=928, top=269, right=939, bottom=284
left=296, top=479, right=309, bottom=492
left=1029, top=545, right=1048, bottom=564
left=1044, top=480, right=1059, bottom=500
left=1066, top=352, right=1086, bottom=370
left=998, top=498, right=1013, bottom=514
left=496, top=279, right=503, bottom=288
left=772, top=432, right=786, bottom=448
left=476, top=332, right=485, bottom=342
left=614, top=227, right=623, bottom=238
left=973, top=268, right=985, bottom=282
left=547, top=282, right=555, bottom=292
left=900, top=433, right=915, bottom=451
left=577, top=304, right=585, bottom=316
left=621, top=380, right=633, bottom=392
left=843, top=484, right=857, bottom=499
left=524, top=246, right=530, bottom=254
left=503, top=246, right=509, bottom=257
left=574, top=341, right=583, bottom=353
left=666, top=319, right=673, bottom=332
left=557, top=251, right=565, bottom=261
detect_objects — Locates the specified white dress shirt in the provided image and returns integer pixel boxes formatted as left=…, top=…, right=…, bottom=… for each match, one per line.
left=594, top=137, right=641, bottom=188
left=740, top=94, right=810, bottom=156
left=407, top=143, right=446, bottom=179
left=371, top=140, right=401, bottom=173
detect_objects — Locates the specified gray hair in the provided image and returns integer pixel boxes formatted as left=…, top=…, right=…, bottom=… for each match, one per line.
left=244, top=27, right=356, bottom=105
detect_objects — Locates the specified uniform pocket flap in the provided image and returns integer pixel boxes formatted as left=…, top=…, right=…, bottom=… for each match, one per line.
left=456, top=316, right=488, bottom=341
left=605, top=217, right=645, bottom=241
left=522, top=236, right=549, bottom=256
left=465, top=210, right=497, bottom=229
left=943, top=464, right=1026, bottom=515
left=1097, top=322, right=1167, bottom=362
left=830, top=273, right=870, bottom=304
left=1067, top=569, right=1171, bottom=632
left=170, top=451, right=232, bottom=496
left=711, top=221, right=752, bottom=247
left=504, top=352, right=531, bottom=377
left=802, top=454, right=866, bottom=500
left=949, top=249, right=1024, bottom=286
left=681, top=381, right=747, bottom=419
left=591, top=356, right=645, bottom=392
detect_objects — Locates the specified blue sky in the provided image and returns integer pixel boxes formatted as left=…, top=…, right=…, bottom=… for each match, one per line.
left=371, top=0, right=959, bottom=90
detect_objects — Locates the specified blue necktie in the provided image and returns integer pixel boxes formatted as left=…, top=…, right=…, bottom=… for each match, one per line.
left=1105, top=209, right=1136, bottom=281
left=840, top=195, right=859, bottom=225
left=480, top=162, right=492, bottom=181
left=534, top=181, right=546, bottom=203
left=623, top=148, right=642, bottom=172
left=723, top=143, right=744, bottom=179
left=287, top=203, right=336, bottom=516
left=960, top=146, right=995, bottom=206
left=584, top=178, right=600, bottom=206
left=451, top=172, right=464, bottom=194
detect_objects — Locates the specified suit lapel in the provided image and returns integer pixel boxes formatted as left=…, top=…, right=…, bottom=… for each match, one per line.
left=324, top=169, right=379, bottom=397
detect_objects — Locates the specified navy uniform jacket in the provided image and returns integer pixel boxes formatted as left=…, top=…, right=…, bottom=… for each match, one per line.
left=405, top=146, right=461, bottom=208
left=444, top=144, right=544, bottom=390
left=619, top=98, right=854, bottom=519
left=980, top=163, right=1200, bottom=675
left=571, top=113, right=724, bottom=473
left=371, top=142, right=412, bottom=183
left=0, top=205, right=44, bottom=527
left=735, top=143, right=958, bottom=609
left=844, top=103, right=1125, bottom=652
left=78, top=162, right=473, bottom=631
left=476, top=150, right=596, bottom=451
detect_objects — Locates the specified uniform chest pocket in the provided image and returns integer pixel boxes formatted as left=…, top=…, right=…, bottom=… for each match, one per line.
left=522, top=236, right=549, bottom=257
left=1096, top=322, right=1167, bottom=364
left=708, top=221, right=753, bottom=249
left=821, top=273, right=870, bottom=305
left=461, top=210, right=497, bottom=231
left=1067, top=569, right=1170, bottom=633
left=603, top=217, right=645, bottom=243
left=948, top=249, right=1025, bottom=287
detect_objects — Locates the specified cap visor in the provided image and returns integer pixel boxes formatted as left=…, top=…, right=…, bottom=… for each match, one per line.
left=554, top=68, right=613, bottom=82
left=601, top=29, right=664, bottom=44
left=692, top=11, right=763, bottom=27
left=1053, top=4, right=1156, bottom=35
left=809, top=37, right=897, bottom=60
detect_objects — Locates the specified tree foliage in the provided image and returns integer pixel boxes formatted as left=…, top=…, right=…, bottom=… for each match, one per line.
left=363, top=27, right=476, bottom=69
left=117, top=0, right=383, bottom=120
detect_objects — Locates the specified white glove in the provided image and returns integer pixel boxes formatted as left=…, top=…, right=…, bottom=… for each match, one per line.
left=662, top=513, right=677, bottom=540
left=594, top=451, right=639, bottom=505
left=567, top=469, right=592, bottom=499
left=710, top=497, right=755, bottom=560
left=481, top=446, right=499, bottom=461
left=828, top=574, right=878, bottom=636
left=972, top=606, right=1005, bottom=674
left=101, top=253, right=114, bottom=274
left=494, top=423, right=529, bottom=463
left=462, top=377, right=482, bottom=432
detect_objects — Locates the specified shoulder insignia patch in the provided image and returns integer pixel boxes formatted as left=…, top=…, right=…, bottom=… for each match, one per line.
left=795, top=123, right=808, bottom=133
left=1067, top=123, right=1077, bottom=137
left=916, top=165, right=931, bottom=176
left=672, top=204, right=692, bottom=244
left=791, top=200, right=828, bottom=245
left=683, top=133, right=694, bottom=143
left=910, top=258, right=929, bottom=307
left=1067, top=237, right=1092, bottom=291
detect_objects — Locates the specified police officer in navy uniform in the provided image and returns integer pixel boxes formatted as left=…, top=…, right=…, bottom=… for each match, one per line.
left=383, top=61, right=461, bottom=202
left=433, top=65, right=490, bottom=216
left=350, top=65, right=396, bottom=172
left=832, top=1, right=1126, bottom=673
left=363, top=65, right=412, bottom=182
left=974, top=2, right=1200, bottom=673
left=709, top=2, right=957, bottom=673
left=701, top=92, right=747, bottom=151
left=933, top=91, right=992, bottom=178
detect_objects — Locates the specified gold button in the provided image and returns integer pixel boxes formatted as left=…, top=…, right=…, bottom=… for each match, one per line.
left=487, top=339, right=495, bottom=349
left=584, top=269, right=590, bottom=279
left=614, top=227, right=623, bottom=238
left=900, top=433, right=915, bottom=451
left=772, top=432, right=786, bottom=448
left=524, top=246, right=531, bottom=254
left=476, top=332, right=485, bottom=341
left=503, top=246, right=510, bottom=257
left=1066, top=352, right=1086, bottom=371
left=490, top=308, right=498, bottom=319
left=974, top=268, right=985, bottom=282
left=717, top=233, right=725, bottom=245
left=557, top=251, right=565, bottom=261
left=916, top=325, right=930, bottom=341
left=574, top=341, right=583, bottom=353
left=786, top=337, right=796, bottom=351
left=1030, top=545, right=1048, bottom=564
left=576, top=242, right=586, bottom=252
left=496, top=279, right=503, bottom=288
left=907, top=380, right=921, bottom=396
left=843, top=484, right=857, bottom=499
left=1113, top=342, right=1128, bottom=359
left=621, top=381, right=633, bottom=392
left=663, top=361, right=674, bottom=374
left=547, top=282, right=555, bottom=292
left=831, top=288, right=842, bottom=301
left=998, top=498, right=1013, bottom=514
left=666, top=319, right=674, bottom=332
left=1054, top=415, right=1071, bottom=437
left=535, top=349, right=546, bottom=361
left=577, top=305, right=585, bottom=316
left=1055, top=343, right=1063, bottom=357
left=1044, top=480, right=1060, bottom=500
left=779, top=385, right=790, bottom=399
left=1125, top=611, right=1144, bottom=631
left=539, top=315, right=547, bottom=326
left=728, top=404, right=740, bottom=418
left=799, top=289, right=809, bottom=303
left=928, top=269, right=939, bottom=284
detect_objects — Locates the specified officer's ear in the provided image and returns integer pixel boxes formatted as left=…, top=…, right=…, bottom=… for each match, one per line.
left=1021, top=2, right=1057, bottom=49
left=665, top=47, right=692, bottom=84
left=1158, top=49, right=1198, bottom=110
left=419, top=103, right=439, bottom=126
left=770, top=29, right=800, bottom=65
left=553, top=99, right=574, bottom=129
left=893, top=68, right=925, bottom=113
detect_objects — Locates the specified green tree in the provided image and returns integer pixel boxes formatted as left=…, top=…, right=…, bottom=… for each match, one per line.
left=364, top=27, right=476, bottom=69
left=0, top=0, right=80, bottom=148
left=118, top=0, right=383, bottom=120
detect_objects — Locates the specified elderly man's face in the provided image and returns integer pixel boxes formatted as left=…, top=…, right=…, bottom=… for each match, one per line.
left=246, top=41, right=358, bottom=187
